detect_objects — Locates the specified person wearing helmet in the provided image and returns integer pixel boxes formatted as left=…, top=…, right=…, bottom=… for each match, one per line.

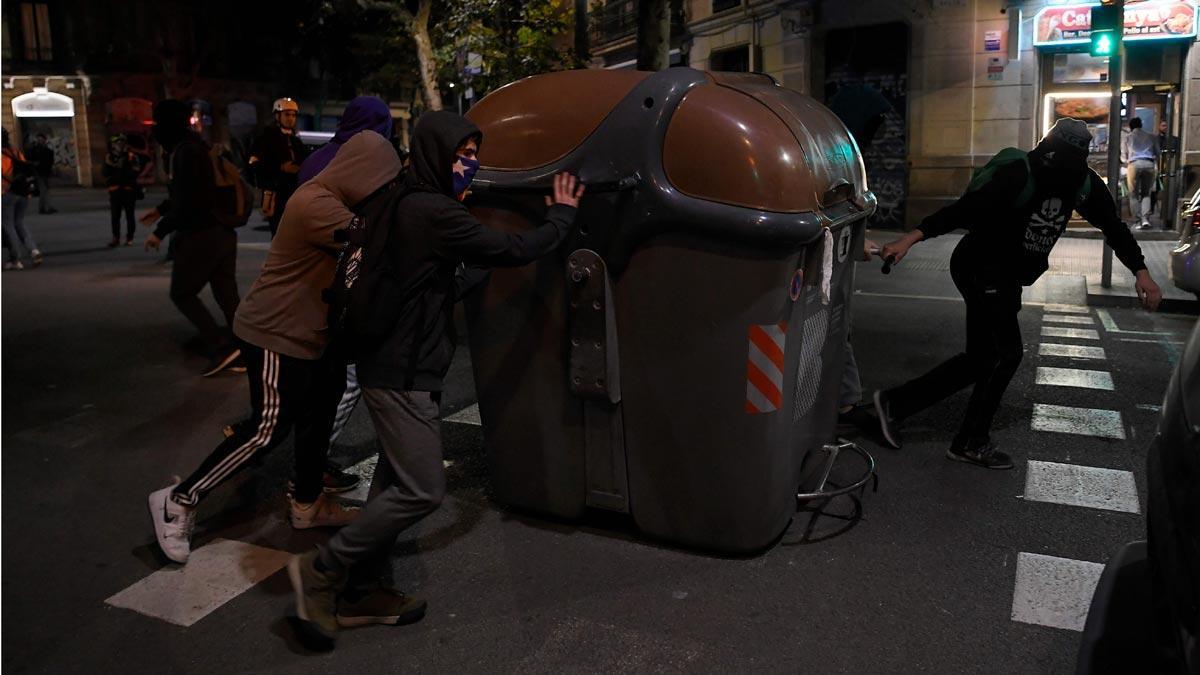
left=248, top=97, right=309, bottom=236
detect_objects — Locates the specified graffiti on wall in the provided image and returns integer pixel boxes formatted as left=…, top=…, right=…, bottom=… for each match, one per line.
left=21, top=121, right=77, bottom=182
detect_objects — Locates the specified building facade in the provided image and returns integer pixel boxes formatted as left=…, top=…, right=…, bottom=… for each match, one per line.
left=685, top=0, right=1200, bottom=229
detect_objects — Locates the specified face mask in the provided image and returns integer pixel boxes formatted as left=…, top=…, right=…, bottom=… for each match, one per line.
left=452, top=154, right=480, bottom=196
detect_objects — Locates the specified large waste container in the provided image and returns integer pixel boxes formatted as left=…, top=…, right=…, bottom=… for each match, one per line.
left=463, top=68, right=876, bottom=553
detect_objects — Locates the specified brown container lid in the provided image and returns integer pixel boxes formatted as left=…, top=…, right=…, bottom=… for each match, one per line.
left=467, top=69, right=650, bottom=171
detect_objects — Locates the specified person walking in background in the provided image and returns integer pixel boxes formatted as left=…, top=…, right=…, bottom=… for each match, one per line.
left=2, top=127, right=43, bottom=270
left=249, top=97, right=308, bottom=237
left=104, top=134, right=144, bottom=247
left=139, top=100, right=242, bottom=376
left=26, top=133, right=56, bottom=215
left=1122, top=117, right=1159, bottom=230
left=146, top=131, right=397, bottom=567
left=296, top=95, right=394, bottom=450
left=873, top=119, right=1161, bottom=469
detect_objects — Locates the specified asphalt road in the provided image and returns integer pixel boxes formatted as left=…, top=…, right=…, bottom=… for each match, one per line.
left=3, top=190, right=1195, bottom=673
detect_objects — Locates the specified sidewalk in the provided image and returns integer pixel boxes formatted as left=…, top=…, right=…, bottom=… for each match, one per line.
left=869, top=228, right=1198, bottom=312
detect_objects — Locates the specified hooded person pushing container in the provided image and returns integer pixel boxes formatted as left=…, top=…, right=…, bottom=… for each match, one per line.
left=872, top=118, right=1163, bottom=469
left=286, top=111, right=584, bottom=648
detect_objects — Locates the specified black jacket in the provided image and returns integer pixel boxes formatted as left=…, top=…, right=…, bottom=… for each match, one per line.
left=154, top=132, right=220, bottom=238
left=918, top=146, right=1146, bottom=286
left=26, top=144, right=54, bottom=177
left=356, top=111, right=576, bottom=391
left=248, top=123, right=307, bottom=196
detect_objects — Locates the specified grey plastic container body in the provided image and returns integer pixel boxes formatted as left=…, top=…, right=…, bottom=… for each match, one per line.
left=464, top=68, right=874, bottom=553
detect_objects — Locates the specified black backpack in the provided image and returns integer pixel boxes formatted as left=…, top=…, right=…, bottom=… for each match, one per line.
left=324, top=178, right=411, bottom=358
left=4, top=149, right=39, bottom=197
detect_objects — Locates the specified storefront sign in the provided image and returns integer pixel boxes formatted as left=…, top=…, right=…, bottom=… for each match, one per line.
left=1034, top=0, right=1198, bottom=46
left=11, top=87, right=74, bottom=118
left=985, top=29, right=1004, bottom=51
left=987, top=56, right=1006, bottom=80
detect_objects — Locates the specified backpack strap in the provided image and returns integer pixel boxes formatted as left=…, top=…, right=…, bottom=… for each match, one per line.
left=1015, top=154, right=1036, bottom=210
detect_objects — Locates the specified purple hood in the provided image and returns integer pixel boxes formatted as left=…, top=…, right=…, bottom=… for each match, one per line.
left=298, top=95, right=393, bottom=184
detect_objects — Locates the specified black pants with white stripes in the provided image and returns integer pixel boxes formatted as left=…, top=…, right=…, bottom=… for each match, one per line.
left=172, top=340, right=347, bottom=506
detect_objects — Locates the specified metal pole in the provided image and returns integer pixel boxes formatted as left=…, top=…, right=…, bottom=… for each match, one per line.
left=1102, top=0, right=1123, bottom=289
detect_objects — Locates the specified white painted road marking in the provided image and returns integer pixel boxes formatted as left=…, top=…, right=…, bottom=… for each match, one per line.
left=1042, top=304, right=1090, bottom=314
left=445, top=403, right=481, bottom=426
left=1024, top=461, right=1140, bottom=513
left=1032, top=403, right=1126, bottom=439
left=1095, top=308, right=1119, bottom=332
left=105, top=538, right=290, bottom=627
left=1042, top=314, right=1095, bottom=326
left=1038, top=343, right=1106, bottom=360
left=1011, top=553, right=1105, bottom=632
left=1041, top=326, right=1101, bottom=341
left=1035, top=367, right=1114, bottom=391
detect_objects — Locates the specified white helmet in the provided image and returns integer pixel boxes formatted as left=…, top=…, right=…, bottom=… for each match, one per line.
left=272, top=97, right=299, bottom=114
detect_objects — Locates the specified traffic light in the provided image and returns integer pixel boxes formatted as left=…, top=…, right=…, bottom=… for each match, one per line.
left=1091, top=4, right=1120, bottom=57
left=1090, top=29, right=1116, bottom=56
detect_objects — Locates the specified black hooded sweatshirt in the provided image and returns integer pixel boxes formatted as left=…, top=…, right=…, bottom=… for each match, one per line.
left=356, top=111, right=577, bottom=392
left=917, top=139, right=1146, bottom=286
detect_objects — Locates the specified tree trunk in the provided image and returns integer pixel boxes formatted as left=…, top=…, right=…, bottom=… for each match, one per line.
left=574, top=0, right=590, bottom=67
left=636, top=0, right=670, bottom=71
left=411, top=0, right=443, bottom=111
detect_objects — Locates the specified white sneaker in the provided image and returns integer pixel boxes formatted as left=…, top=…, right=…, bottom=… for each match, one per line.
left=289, top=493, right=361, bottom=530
left=148, top=482, right=196, bottom=564
left=4, top=261, right=23, bottom=271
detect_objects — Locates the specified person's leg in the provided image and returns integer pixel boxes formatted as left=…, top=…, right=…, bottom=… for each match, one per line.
left=319, top=388, right=445, bottom=575
left=169, top=229, right=226, bottom=355
left=1137, top=165, right=1155, bottom=225
left=328, top=364, right=362, bottom=446
left=173, top=345, right=301, bottom=505
left=37, top=176, right=50, bottom=213
left=109, top=193, right=122, bottom=243
left=838, top=340, right=863, bottom=412
left=291, top=352, right=348, bottom=505
left=13, top=195, right=37, bottom=257
left=123, top=193, right=137, bottom=242
left=207, top=227, right=241, bottom=329
left=952, top=281, right=1023, bottom=450
left=2, top=193, right=28, bottom=262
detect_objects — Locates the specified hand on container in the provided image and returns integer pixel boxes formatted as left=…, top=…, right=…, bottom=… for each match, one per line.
left=546, top=172, right=585, bottom=208
left=879, top=229, right=925, bottom=265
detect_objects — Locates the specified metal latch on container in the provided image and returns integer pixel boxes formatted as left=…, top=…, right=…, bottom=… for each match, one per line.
left=567, top=249, right=621, bottom=404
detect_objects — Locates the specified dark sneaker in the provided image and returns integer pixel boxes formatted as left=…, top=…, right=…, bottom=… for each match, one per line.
left=872, top=390, right=903, bottom=449
left=226, top=355, right=247, bottom=374
left=836, top=404, right=876, bottom=433
left=288, top=464, right=361, bottom=495
left=124, top=239, right=134, bottom=247
left=337, top=586, right=427, bottom=628
left=107, top=238, right=120, bottom=248
left=287, top=551, right=344, bottom=651
left=201, top=345, right=242, bottom=377
left=946, top=442, right=1013, bottom=470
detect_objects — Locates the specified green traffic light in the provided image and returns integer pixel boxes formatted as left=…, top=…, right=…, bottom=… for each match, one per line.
left=1090, top=29, right=1115, bottom=56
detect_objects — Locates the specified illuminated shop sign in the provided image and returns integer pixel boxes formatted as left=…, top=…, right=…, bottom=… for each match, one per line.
left=1034, top=0, right=1198, bottom=46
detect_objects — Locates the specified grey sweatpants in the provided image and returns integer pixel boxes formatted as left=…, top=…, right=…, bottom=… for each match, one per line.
left=320, top=388, right=445, bottom=584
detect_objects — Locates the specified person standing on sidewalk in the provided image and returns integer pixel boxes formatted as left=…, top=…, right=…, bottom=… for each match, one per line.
left=2, top=127, right=43, bottom=270
left=1122, top=117, right=1160, bottom=230
left=872, top=118, right=1162, bottom=469
left=146, top=130, right=399, bottom=565
left=287, top=111, right=584, bottom=649
left=26, top=133, right=56, bottom=215
left=103, top=134, right=143, bottom=247
left=296, top=95, right=394, bottom=450
left=249, top=97, right=308, bottom=237
left=139, top=100, right=242, bottom=376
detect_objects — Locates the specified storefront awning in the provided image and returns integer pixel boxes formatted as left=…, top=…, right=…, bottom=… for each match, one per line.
left=11, top=87, right=74, bottom=118
left=1034, top=0, right=1198, bottom=48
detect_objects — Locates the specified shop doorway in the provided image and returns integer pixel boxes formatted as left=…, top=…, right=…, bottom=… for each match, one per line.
left=822, top=22, right=909, bottom=229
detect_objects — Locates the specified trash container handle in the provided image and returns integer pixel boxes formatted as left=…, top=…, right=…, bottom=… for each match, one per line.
left=823, top=178, right=856, bottom=205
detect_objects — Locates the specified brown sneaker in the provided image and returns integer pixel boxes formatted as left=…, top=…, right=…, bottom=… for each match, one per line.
left=337, top=586, right=427, bottom=628
left=287, top=551, right=345, bottom=650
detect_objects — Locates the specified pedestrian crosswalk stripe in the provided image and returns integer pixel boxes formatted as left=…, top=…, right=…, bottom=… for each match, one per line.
left=1023, top=460, right=1140, bottom=513
left=1035, top=367, right=1114, bottom=390
left=1041, top=326, right=1101, bottom=340
left=1032, top=403, right=1125, bottom=439
left=1038, top=343, right=1106, bottom=360
left=1095, top=308, right=1119, bottom=332
left=1042, top=314, right=1095, bottom=326
left=445, top=403, right=481, bottom=426
left=1011, top=552, right=1104, bottom=632
left=105, top=538, right=290, bottom=627
left=1042, top=304, right=1090, bottom=314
